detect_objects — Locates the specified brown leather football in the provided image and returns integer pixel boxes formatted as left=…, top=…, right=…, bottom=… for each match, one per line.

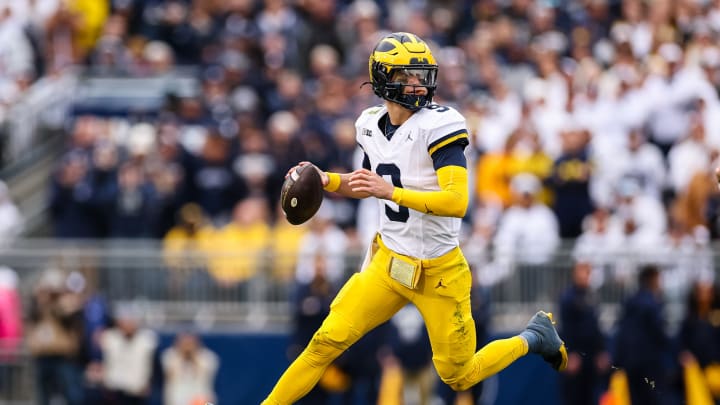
left=280, top=164, right=324, bottom=225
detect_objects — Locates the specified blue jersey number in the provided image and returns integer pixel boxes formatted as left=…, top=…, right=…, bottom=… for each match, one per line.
left=427, top=104, right=449, bottom=112
left=376, top=163, right=409, bottom=223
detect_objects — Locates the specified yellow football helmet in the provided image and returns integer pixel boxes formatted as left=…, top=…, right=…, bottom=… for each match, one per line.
left=368, top=32, right=438, bottom=111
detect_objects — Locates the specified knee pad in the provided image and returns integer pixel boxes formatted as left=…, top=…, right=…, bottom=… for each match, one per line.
left=304, top=312, right=360, bottom=367
left=440, top=375, right=473, bottom=392
left=435, top=359, right=473, bottom=392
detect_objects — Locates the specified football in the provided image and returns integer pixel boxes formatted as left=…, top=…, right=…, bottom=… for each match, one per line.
left=280, top=164, right=324, bottom=225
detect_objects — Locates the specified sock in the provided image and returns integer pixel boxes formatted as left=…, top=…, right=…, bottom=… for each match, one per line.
left=449, top=336, right=529, bottom=391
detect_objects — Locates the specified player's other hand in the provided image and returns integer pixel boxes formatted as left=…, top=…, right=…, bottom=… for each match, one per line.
left=286, top=161, right=329, bottom=187
left=348, top=168, right=394, bottom=199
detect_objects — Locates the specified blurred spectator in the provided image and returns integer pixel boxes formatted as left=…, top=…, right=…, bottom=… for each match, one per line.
left=656, top=222, right=714, bottom=302
left=88, top=13, right=133, bottom=75
left=161, top=331, right=219, bottom=405
left=164, top=3, right=219, bottom=66
left=147, top=122, right=191, bottom=238
left=339, top=0, right=382, bottom=78
left=558, top=261, right=610, bottom=405
left=471, top=84, right=522, bottom=156
left=491, top=173, right=560, bottom=293
left=301, top=85, right=346, bottom=171
left=317, top=98, right=365, bottom=234
left=509, top=128, right=554, bottom=205
left=0, top=2, right=34, bottom=72
left=187, top=132, right=247, bottom=225
left=677, top=280, right=720, bottom=365
left=463, top=199, right=503, bottom=287
left=474, top=130, right=521, bottom=207
left=49, top=150, right=101, bottom=238
left=289, top=252, right=336, bottom=403
left=548, top=126, right=594, bottom=238
left=0, top=266, right=21, bottom=353
left=387, top=305, right=433, bottom=405
left=331, top=320, right=394, bottom=405
left=646, top=42, right=692, bottom=156
left=676, top=281, right=720, bottom=403
left=231, top=126, right=275, bottom=198
left=142, top=40, right=175, bottom=75
left=162, top=203, right=212, bottom=280
left=668, top=115, right=715, bottom=195
left=593, top=129, right=667, bottom=205
left=524, top=78, right=570, bottom=160
left=0, top=3, right=34, bottom=125
left=0, top=180, right=23, bottom=247
left=672, top=168, right=720, bottom=237
left=294, top=0, right=344, bottom=77
left=104, top=161, right=159, bottom=238
left=26, top=269, right=85, bottom=405
left=265, top=70, right=307, bottom=115
left=612, top=175, right=667, bottom=252
left=0, top=264, right=21, bottom=401
left=270, top=203, right=308, bottom=283
left=88, top=140, right=119, bottom=236
left=355, top=194, right=380, bottom=251
left=45, top=0, right=109, bottom=66
left=99, top=304, right=158, bottom=405
left=265, top=110, right=307, bottom=207
left=613, top=265, right=670, bottom=405
left=573, top=206, right=624, bottom=289
left=202, top=197, right=271, bottom=287
left=295, top=200, right=349, bottom=286
left=490, top=173, right=560, bottom=300
left=162, top=203, right=215, bottom=296
left=75, top=270, right=113, bottom=404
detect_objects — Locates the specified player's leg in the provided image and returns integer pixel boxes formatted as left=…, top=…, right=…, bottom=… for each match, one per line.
left=262, top=249, right=409, bottom=405
left=413, top=248, right=530, bottom=391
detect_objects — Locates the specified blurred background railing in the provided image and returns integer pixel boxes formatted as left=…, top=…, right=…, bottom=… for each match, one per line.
left=1, top=239, right=719, bottom=403
left=4, top=238, right=718, bottom=329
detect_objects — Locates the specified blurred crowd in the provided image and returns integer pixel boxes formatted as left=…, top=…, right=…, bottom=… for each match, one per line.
left=16, top=267, right=220, bottom=405
left=3, top=0, right=720, bottom=270
left=0, top=256, right=717, bottom=404
left=283, top=256, right=720, bottom=405
left=2, top=0, right=716, bottom=290
left=2, top=0, right=720, bottom=403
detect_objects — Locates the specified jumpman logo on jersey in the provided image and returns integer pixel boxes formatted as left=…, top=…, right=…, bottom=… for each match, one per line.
left=406, top=132, right=413, bottom=142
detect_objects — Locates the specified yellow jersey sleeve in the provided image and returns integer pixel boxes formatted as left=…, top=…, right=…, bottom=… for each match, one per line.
left=390, top=165, right=468, bottom=218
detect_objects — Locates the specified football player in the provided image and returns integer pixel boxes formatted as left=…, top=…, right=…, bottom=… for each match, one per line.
left=262, top=32, right=567, bottom=405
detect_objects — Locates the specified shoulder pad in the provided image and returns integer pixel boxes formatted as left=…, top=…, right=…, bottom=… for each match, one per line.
left=356, top=105, right=386, bottom=128
left=417, top=104, right=465, bottom=129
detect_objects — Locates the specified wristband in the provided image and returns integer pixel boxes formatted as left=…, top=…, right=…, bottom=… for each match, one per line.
left=324, top=172, right=341, bottom=192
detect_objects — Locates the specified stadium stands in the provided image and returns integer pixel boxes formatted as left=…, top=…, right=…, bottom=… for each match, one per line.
left=2, top=0, right=720, bottom=404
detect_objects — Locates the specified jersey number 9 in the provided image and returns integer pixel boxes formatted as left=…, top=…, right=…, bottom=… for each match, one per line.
left=376, top=163, right=409, bottom=223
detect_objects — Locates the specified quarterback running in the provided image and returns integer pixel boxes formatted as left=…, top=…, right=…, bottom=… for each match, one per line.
left=262, top=32, right=567, bottom=405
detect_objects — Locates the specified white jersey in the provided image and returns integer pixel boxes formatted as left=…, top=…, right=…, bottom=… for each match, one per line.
left=355, top=104, right=468, bottom=259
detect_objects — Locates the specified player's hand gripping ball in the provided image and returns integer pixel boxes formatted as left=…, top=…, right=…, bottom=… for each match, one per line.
left=281, top=164, right=324, bottom=225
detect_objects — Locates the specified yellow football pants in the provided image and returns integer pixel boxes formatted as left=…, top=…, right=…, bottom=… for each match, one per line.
left=262, top=236, right=528, bottom=405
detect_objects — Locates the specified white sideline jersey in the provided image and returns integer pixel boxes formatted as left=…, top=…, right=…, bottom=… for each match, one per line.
left=355, top=104, right=468, bottom=259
